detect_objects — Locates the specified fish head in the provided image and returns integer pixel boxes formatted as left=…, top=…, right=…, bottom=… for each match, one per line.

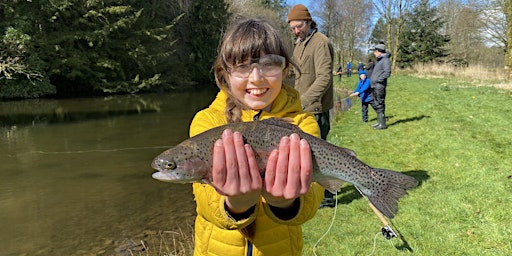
left=151, top=143, right=211, bottom=183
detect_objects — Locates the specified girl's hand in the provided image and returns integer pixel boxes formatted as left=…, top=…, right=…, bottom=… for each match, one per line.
left=211, top=129, right=262, bottom=214
left=263, top=133, right=313, bottom=209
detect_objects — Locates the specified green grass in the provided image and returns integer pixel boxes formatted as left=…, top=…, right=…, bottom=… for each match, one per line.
left=302, top=75, right=512, bottom=255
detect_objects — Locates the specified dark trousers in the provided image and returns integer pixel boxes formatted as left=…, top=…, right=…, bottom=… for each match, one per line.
left=315, top=111, right=334, bottom=200
left=315, top=111, right=330, bottom=140
left=361, top=101, right=371, bottom=122
left=371, top=85, right=386, bottom=114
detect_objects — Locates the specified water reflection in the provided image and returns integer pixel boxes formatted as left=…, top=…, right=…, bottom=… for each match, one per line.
left=0, top=90, right=216, bottom=255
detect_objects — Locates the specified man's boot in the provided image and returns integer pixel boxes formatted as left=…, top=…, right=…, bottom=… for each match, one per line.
left=373, top=112, right=387, bottom=130
left=371, top=113, right=381, bottom=127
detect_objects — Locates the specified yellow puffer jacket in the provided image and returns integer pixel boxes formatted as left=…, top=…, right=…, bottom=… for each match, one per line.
left=189, top=84, right=324, bottom=256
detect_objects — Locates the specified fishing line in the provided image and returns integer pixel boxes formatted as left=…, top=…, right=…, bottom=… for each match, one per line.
left=367, top=231, right=382, bottom=256
left=312, top=190, right=338, bottom=256
left=6, top=145, right=171, bottom=157
left=312, top=189, right=394, bottom=256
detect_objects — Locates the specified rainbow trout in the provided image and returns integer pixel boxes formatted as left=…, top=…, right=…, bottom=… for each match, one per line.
left=151, top=118, right=417, bottom=218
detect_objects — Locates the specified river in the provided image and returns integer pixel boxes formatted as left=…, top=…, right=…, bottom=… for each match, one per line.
left=0, top=90, right=217, bottom=255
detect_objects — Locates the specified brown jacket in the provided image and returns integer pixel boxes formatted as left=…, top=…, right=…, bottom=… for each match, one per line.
left=291, top=29, right=334, bottom=114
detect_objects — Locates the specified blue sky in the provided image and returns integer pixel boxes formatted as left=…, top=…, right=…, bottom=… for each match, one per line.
left=288, top=0, right=313, bottom=8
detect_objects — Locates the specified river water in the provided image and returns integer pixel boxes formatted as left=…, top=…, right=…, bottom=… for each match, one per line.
left=0, top=90, right=217, bottom=255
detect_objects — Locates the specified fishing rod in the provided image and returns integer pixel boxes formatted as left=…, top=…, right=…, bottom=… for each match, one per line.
left=354, top=186, right=401, bottom=241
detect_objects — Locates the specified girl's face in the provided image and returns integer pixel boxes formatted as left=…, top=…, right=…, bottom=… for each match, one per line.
left=228, top=54, right=285, bottom=112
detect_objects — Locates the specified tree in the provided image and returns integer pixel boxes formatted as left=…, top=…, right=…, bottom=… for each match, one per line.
left=480, top=0, right=507, bottom=48
left=0, top=1, right=55, bottom=98
left=504, top=0, right=512, bottom=76
left=173, top=0, right=229, bottom=88
left=0, top=0, right=231, bottom=98
left=397, top=0, right=450, bottom=68
left=438, top=1, right=482, bottom=66
left=226, top=0, right=291, bottom=49
left=314, top=0, right=373, bottom=67
left=372, top=0, right=417, bottom=70
left=368, top=17, right=387, bottom=46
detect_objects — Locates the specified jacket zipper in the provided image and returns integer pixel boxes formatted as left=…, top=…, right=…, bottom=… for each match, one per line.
left=253, top=110, right=262, bottom=121
left=247, top=240, right=253, bottom=256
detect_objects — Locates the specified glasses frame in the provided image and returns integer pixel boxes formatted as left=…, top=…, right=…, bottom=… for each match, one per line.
left=229, top=54, right=286, bottom=78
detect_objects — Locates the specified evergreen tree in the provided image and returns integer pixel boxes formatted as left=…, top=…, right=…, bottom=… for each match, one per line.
left=0, top=0, right=230, bottom=98
left=0, top=1, right=55, bottom=98
left=368, top=17, right=387, bottom=46
left=397, top=0, right=450, bottom=68
left=176, top=0, right=230, bottom=88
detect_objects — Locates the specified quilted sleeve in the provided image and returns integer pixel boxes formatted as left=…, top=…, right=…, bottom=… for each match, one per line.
left=262, top=182, right=324, bottom=225
left=193, top=183, right=259, bottom=230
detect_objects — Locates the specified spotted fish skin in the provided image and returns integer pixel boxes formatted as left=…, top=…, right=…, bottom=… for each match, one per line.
left=151, top=118, right=418, bottom=218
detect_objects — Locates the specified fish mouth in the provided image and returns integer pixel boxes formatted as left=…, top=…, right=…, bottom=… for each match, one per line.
left=152, top=171, right=179, bottom=183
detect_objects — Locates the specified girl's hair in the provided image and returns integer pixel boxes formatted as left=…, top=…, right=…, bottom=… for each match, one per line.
left=213, top=18, right=297, bottom=123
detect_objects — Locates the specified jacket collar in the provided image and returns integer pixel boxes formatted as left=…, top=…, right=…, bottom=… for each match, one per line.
left=296, top=28, right=317, bottom=44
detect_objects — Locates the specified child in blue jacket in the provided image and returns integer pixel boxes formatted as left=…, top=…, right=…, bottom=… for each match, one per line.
left=350, top=70, right=372, bottom=123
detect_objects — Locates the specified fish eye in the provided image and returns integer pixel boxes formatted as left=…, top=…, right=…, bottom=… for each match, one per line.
left=164, top=160, right=177, bottom=170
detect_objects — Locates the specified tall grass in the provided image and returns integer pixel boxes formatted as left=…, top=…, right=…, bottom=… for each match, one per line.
left=400, top=63, right=511, bottom=90
left=303, top=70, right=512, bottom=255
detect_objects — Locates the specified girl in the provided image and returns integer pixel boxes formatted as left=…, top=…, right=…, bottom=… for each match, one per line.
left=188, top=18, right=324, bottom=256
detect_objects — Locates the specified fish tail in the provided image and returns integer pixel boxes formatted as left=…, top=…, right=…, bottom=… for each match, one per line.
left=363, top=168, right=418, bottom=219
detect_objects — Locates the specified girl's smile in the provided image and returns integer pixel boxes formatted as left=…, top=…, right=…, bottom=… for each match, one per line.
left=246, top=88, right=269, bottom=96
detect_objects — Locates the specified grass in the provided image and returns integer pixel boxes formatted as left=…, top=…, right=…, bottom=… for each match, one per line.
left=303, top=72, right=512, bottom=255
left=119, top=227, right=194, bottom=256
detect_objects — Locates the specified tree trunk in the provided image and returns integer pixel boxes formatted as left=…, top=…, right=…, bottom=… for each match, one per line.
left=505, top=0, right=512, bottom=79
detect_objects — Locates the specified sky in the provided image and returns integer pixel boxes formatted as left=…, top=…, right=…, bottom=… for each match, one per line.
left=288, top=0, right=313, bottom=8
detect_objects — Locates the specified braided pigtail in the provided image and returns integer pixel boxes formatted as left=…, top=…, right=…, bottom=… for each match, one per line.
left=225, top=95, right=244, bottom=123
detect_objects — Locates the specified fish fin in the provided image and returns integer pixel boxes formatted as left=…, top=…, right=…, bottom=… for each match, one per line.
left=342, top=148, right=357, bottom=157
left=260, top=118, right=303, bottom=133
left=362, top=169, right=418, bottom=219
left=317, top=180, right=344, bottom=194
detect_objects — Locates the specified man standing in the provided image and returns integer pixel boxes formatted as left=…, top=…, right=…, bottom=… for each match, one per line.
left=370, top=43, right=391, bottom=130
left=288, top=4, right=335, bottom=208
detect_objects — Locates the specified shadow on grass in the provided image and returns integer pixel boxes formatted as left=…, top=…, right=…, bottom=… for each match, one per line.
left=393, top=170, right=429, bottom=253
left=403, top=169, right=430, bottom=186
left=326, top=170, right=429, bottom=252
left=333, top=169, right=430, bottom=206
left=388, top=115, right=431, bottom=127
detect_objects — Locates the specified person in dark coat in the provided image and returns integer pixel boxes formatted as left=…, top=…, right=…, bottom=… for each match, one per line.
left=369, top=43, right=391, bottom=130
left=366, top=58, right=375, bottom=78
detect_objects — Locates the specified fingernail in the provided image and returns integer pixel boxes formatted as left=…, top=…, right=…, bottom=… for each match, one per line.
left=290, top=133, right=299, bottom=141
left=223, top=129, right=232, bottom=137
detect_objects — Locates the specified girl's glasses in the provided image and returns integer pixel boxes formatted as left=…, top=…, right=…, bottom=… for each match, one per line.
left=230, top=54, right=286, bottom=78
